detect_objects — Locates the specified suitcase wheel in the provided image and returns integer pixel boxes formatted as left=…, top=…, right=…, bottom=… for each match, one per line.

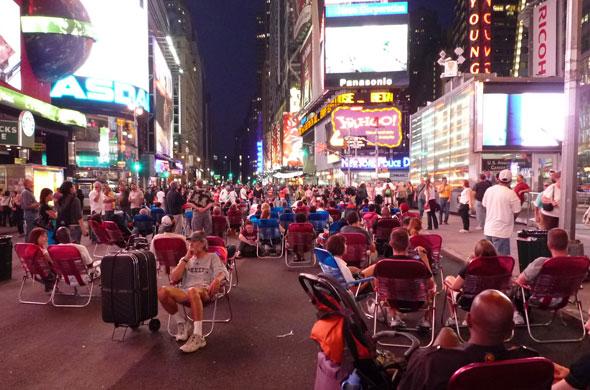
left=149, top=319, right=161, bottom=332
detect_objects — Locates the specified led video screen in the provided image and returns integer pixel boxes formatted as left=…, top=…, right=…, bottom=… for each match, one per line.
left=326, top=24, right=407, bottom=74
left=51, top=0, right=149, bottom=112
left=153, top=39, right=173, bottom=157
left=482, top=93, right=565, bottom=148
left=0, top=0, right=21, bottom=90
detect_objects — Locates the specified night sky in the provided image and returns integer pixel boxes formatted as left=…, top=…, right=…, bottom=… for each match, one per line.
left=190, top=0, right=452, bottom=157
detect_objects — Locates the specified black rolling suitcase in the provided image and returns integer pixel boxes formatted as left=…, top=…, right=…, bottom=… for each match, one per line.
left=101, top=250, right=161, bottom=335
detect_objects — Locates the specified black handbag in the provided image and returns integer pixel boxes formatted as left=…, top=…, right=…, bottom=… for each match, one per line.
left=541, top=185, right=555, bottom=212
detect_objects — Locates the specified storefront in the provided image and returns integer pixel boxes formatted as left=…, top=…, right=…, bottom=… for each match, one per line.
left=0, top=164, right=64, bottom=200
left=410, top=75, right=563, bottom=189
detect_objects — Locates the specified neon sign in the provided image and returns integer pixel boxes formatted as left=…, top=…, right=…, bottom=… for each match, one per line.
left=256, top=141, right=263, bottom=174
left=326, top=2, right=408, bottom=18
left=50, top=75, right=150, bottom=112
left=330, top=107, right=403, bottom=149
left=468, top=0, right=492, bottom=74
left=341, top=156, right=410, bottom=170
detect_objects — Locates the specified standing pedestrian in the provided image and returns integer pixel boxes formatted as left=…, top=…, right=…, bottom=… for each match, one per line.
left=129, top=183, right=144, bottom=216
left=437, top=177, right=452, bottom=225
left=21, top=178, right=40, bottom=239
left=458, top=180, right=472, bottom=233
left=88, top=181, right=104, bottom=216
left=424, top=178, right=439, bottom=230
left=473, top=173, right=492, bottom=230
left=415, top=177, right=427, bottom=218
left=540, top=171, right=561, bottom=229
left=0, top=190, right=9, bottom=227
left=395, top=181, right=408, bottom=206
left=513, top=174, right=530, bottom=205
left=481, top=169, right=521, bottom=256
left=188, top=180, right=214, bottom=234
left=156, top=186, right=166, bottom=208
left=117, top=182, right=131, bottom=221
left=165, top=182, right=185, bottom=235
left=12, top=190, right=24, bottom=234
left=55, top=181, right=88, bottom=244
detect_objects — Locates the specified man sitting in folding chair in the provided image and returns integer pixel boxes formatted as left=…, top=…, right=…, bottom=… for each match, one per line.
left=158, top=231, right=229, bottom=353
left=398, top=290, right=538, bottom=390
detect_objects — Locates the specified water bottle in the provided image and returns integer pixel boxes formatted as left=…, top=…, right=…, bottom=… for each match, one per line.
left=341, top=369, right=362, bottom=390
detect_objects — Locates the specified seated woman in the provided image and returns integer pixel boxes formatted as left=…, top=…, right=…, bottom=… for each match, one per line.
left=325, top=234, right=361, bottom=284
left=237, top=220, right=257, bottom=258
left=444, top=239, right=497, bottom=292
left=407, top=218, right=434, bottom=265
left=362, top=204, right=379, bottom=233
left=27, top=227, right=56, bottom=291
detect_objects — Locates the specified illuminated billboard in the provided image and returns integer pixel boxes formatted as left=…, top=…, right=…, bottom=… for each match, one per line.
left=324, top=1, right=408, bottom=89
left=282, top=113, right=303, bottom=168
left=330, top=106, right=403, bottom=149
left=0, top=0, right=21, bottom=90
left=482, top=93, right=564, bottom=148
left=153, top=39, right=174, bottom=157
left=468, top=0, right=492, bottom=74
left=50, top=0, right=149, bottom=113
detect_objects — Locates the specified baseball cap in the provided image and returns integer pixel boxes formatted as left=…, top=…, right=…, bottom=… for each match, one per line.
left=161, top=215, right=174, bottom=227
left=498, top=169, right=513, bottom=183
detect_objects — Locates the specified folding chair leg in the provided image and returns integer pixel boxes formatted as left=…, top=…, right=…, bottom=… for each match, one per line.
left=51, top=282, right=95, bottom=308
left=524, top=302, right=587, bottom=343
left=18, top=276, right=52, bottom=305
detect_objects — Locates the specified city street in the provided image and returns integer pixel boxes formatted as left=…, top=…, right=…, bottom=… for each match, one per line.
left=2, top=221, right=590, bottom=389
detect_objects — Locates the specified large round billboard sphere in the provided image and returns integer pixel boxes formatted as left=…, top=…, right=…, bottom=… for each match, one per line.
left=23, top=0, right=95, bottom=82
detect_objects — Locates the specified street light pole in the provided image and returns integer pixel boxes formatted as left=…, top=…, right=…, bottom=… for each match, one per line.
left=560, top=0, right=582, bottom=240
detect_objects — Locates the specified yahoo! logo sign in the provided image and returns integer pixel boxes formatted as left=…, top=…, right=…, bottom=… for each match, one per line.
left=330, top=106, right=403, bottom=149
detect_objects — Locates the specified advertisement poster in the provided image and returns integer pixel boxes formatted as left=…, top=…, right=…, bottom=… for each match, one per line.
left=301, top=39, right=313, bottom=107
left=330, top=106, right=403, bottom=149
left=533, top=0, right=557, bottom=77
left=282, top=113, right=303, bottom=167
left=153, top=39, right=173, bottom=157
left=51, top=0, right=149, bottom=112
left=0, top=0, right=21, bottom=90
left=271, top=121, right=282, bottom=169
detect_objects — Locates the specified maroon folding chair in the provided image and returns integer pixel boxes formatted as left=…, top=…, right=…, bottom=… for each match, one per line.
left=227, top=210, right=244, bottom=232
left=372, top=259, right=436, bottom=348
left=211, top=215, right=229, bottom=243
left=166, top=245, right=233, bottom=339
left=411, top=234, right=443, bottom=284
left=341, top=232, right=369, bottom=268
left=284, top=223, right=316, bottom=268
left=14, top=243, right=56, bottom=305
left=521, top=256, right=590, bottom=343
left=47, top=245, right=97, bottom=307
left=103, top=221, right=129, bottom=248
left=328, top=208, right=342, bottom=223
left=444, top=256, right=515, bottom=342
left=207, top=235, right=239, bottom=286
left=448, top=357, right=554, bottom=390
left=373, top=218, right=400, bottom=242
left=88, top=219, right=115, bottom=258
left=152, top=236, right=187, bottom=275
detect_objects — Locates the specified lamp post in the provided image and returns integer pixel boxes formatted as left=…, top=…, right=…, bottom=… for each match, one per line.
left=560, top=0, right=582, bottom=240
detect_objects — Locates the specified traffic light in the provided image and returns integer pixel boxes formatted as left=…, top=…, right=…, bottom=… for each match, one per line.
left=163, top=171, right=170, bottom=179
left=133, top=161, right=142, bottom=173
left=228, top=172, right=233, bottom=180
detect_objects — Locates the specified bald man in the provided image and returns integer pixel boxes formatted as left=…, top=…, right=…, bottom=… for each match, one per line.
left=399, top=290, right=538, bottom=390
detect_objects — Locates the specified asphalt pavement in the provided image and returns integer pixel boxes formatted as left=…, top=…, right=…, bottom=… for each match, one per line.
left=1, top=225, right=590, bottom=389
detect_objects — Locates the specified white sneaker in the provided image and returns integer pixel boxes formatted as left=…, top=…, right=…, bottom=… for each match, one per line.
left=180, top=334, right=206, bottom=353
left=459, top=229, right=468, bottom=233
left=174, top=322, right=192, bottom=342
left=445, top=317, right=457, bottom=327
left=513, top=311, right=525, bottom=326
left=387, top=313, right=406, bottom=329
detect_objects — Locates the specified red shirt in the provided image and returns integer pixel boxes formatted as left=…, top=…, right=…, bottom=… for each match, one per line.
left=513, top=182, right=530, bottom=203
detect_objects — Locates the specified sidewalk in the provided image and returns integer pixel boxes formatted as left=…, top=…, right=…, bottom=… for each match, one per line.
left=431, top=213, right=590, bottom=320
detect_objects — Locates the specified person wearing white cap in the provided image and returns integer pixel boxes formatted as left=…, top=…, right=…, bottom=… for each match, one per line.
left=481, top=169, right=522, bottom=256
left=149, top=215, right=186, bottom=254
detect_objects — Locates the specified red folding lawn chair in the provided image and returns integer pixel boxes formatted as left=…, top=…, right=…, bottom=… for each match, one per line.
left=448, top=357, right=554, bottom=390
left=411, top=234, right=443, bottom=284
left=207, top=235, right=239, bottom=286
left=341, top=232, right=369, bottom=268
left=520, top=256, right=590, bottom=343
left=152, top=236, right=187, bottom=275
left=284, top=223, right=316, bottom=268
left=211, top=215, right=229, bottom=243
left=14, top=243, right=56, bottom=305
left=88, top=219, right=116, bottom=258
left=47, top=245, right=98, bottom=307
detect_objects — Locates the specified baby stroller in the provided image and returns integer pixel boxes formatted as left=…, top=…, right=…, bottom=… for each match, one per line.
left=299, top=273, right=419, bottom=390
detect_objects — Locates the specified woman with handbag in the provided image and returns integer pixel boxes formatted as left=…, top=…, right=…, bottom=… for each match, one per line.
left=56, top=181, right=88, bottom=244
left=38, top=188, right=57, bottom=244
left=540, top=172, right=561, bottom=230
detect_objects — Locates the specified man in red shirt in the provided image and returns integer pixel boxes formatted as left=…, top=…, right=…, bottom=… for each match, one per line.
left=513, top=174, right=530, bottom=204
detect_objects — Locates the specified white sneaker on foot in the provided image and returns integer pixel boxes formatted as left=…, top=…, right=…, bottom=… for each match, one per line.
left=180, top=334, right=206, bottom=353
left=387, top=313, right=406, bottom=329
left=513, top=311, right=525, bottom=326
left=174, top=322, right=192, bottom=342
left=459, top=229, right=468, bottom=233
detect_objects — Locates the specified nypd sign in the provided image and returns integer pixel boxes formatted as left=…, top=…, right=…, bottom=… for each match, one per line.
left=51, top=75, right=150, bottom=112
left=341, top=156, right=410, bottom=170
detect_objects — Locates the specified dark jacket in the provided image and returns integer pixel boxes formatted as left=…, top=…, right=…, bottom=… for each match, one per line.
left=165, top=189, right=184, bottom=215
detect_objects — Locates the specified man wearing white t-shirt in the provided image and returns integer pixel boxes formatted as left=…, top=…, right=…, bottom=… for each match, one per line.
left=482, top=169, right=522, bottom=256
left=88, top=181, right=104, bottom=215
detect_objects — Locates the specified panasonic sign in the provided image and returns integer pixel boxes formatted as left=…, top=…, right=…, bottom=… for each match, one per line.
left=50, top=75, right=150, bottom=112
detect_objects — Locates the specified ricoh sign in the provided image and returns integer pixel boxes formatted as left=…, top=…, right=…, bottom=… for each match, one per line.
left=533, top=0, right=557, bottom=77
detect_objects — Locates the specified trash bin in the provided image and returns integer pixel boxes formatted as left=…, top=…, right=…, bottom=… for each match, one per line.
left=517, top=230, right=551, bottom=272
left=0, top=235, right=12, bottom=281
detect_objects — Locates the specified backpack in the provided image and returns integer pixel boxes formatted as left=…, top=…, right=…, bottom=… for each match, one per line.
left=384, top=186, right=392, bottom=197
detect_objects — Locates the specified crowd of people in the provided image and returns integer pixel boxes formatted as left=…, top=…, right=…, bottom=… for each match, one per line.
left=10, top=170, right=590, bottom=388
